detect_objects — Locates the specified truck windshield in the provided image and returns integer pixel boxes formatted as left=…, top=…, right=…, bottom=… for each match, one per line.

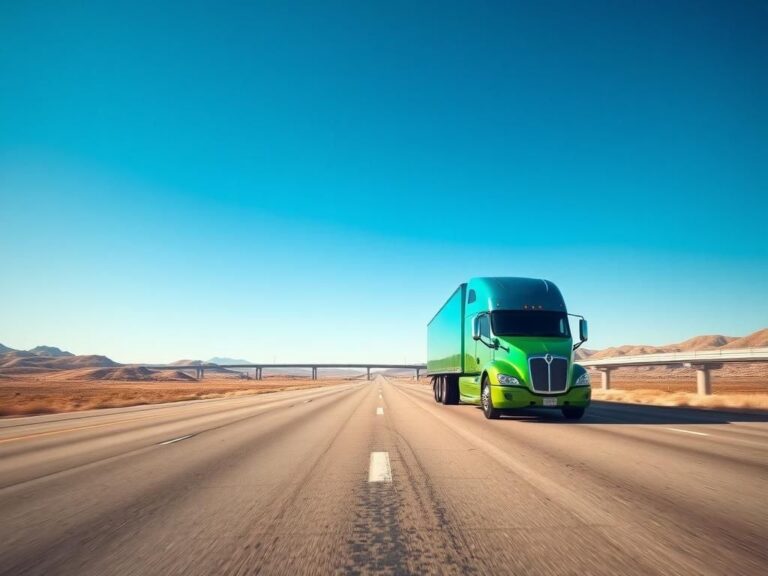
left=491, top=310, right=570, bottom=338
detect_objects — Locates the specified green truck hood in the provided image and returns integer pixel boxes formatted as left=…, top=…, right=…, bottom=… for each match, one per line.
left=494, top=336, right=573, bottom=384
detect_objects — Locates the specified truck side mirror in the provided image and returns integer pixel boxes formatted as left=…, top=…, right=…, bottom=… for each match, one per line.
left=579, top=318, right=588, bottom=342
left=471, top=316, right=481, bottom=340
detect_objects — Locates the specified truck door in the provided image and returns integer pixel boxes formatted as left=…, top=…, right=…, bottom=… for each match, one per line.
left=467, top=313, right=493, bottom=399
left=475, top=312, right=494, bottom=367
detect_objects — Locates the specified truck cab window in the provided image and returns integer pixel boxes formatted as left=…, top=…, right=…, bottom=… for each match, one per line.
left=491, top=310, right=570, bottom=338
left=467, top=290, right=476, bottom=304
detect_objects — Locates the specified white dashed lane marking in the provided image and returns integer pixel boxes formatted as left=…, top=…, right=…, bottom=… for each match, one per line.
left=159, top=434, right=195, bottom=445
left=664, top=427, right=709, bottom=437
left=368, top=452, right=392, bottom=482
left=376, top=407, right=384, bottom=415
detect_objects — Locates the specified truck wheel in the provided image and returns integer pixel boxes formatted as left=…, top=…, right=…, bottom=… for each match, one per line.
left=442, top=375, right=459, bottom=405
left=481, top=377, right=501, bottom=419
left=433, top=377, right=443, bottom=403
left=562, top=407, right=585, bottom=420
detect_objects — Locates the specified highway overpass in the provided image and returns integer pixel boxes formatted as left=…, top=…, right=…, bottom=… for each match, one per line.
left=145, top=362, right=428, bottom=380
left=578, top=347, right=768, bottom=394
left=146, top=348, right=768, bottom=395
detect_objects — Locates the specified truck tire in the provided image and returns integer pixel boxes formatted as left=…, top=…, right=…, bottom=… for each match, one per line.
left=432, top=376, right=442, bottom=403
left=562, top=407, right=585, bottom=420
left=481, top=377, right=501, bottom=419
left=442, top=375, right=459, bottom=405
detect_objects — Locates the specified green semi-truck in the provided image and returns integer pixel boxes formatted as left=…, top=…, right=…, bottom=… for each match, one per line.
left=427, top=277, right=591, bottom=420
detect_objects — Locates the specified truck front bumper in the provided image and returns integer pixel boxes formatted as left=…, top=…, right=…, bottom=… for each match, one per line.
left=490, top=385, right=591, bottom=410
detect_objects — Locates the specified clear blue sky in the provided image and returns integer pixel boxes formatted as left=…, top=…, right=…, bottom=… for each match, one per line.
left=1, top=1, right=766, bottom=363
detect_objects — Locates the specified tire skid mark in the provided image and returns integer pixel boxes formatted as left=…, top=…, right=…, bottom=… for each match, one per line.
left=341, top=481, right=409, bottom=575
left=389, top=429, right=478, bottom=574
left=339, top=381, right=472, bottom=575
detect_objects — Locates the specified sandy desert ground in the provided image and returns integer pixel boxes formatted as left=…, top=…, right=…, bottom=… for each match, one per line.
left=0, top=376, right=359, bottom=417
left=584, top=367, right=768, bottom=410
left=590, top=388, right=768, bottom=410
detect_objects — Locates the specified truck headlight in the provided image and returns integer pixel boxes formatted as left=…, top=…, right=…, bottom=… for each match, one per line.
left=497, top=374, right=521, bottom=386
left=573, top=372, right=590, bottom=387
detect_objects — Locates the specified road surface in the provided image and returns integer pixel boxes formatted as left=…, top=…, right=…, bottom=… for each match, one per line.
left=1, top=377, right=767, bottom=575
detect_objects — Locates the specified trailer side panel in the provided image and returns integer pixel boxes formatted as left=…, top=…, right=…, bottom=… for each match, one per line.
left=427, top=284, right=466, bottom=374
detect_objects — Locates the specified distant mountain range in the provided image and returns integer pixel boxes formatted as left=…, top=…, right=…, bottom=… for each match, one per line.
left=208, top=357, right=252, bottom=365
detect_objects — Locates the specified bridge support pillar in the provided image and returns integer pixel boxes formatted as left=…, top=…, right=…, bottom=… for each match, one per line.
left=685, top=363, right=721, bottom=395
left=367, top=367, right=371, bottom=381
left=597, top=368, right=611, bottom=390
left=199, top=367, right=204, bottom=380
left=258, top=367, right=262, bottom=380
left=696, top=367, right=711, bottom=396
left=416, top=368, right=421, bottom=380
left=312, top=367, right=317, bottom=380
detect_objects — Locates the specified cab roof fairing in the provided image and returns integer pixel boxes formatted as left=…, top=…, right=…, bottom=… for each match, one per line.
left=466, top=277, right=568, bottom=314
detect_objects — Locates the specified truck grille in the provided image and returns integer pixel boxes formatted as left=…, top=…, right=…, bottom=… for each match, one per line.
left=529, top=356, right=568, bottom=394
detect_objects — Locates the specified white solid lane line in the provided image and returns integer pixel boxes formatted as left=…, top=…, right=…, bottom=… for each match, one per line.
left=664, top=427, right=709, bottom=437
left=376, top=407, right=384, bottom=415
left=368, top=452, right=392, bottom=482
left=159, top=434, right=195, bottom=445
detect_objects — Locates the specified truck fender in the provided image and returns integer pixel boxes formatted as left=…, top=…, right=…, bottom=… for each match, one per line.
left=571, top=362, right=588, bottom=384
left=484, top=360, right=525, bottom=386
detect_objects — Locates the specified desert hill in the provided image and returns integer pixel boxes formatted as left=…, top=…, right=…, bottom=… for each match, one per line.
left=674, top=334, right=736, bottom=350
left=573, top=348, right=595, bottom=360
left=0, top=353, right=118, bottom=374
left=44, top=366, right=197, bottom=382
left=28, top=345, right=74, bottom=357
left=0, top=343, right=76, bottom=356
left=584, top=328, right=765, bottom=360
left=721, top=328, right=768, bottom=349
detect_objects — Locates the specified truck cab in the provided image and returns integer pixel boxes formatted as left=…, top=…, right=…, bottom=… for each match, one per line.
left=427, top=277, right=591, bottom=420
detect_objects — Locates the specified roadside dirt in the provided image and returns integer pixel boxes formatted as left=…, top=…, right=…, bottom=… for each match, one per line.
left=0, top=377, right=359, bottom=417
left=590, top=388, right=768, bottom=410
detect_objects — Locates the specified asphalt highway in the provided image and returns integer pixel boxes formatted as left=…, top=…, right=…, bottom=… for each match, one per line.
left=1, top=377, right=767, bottom=575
